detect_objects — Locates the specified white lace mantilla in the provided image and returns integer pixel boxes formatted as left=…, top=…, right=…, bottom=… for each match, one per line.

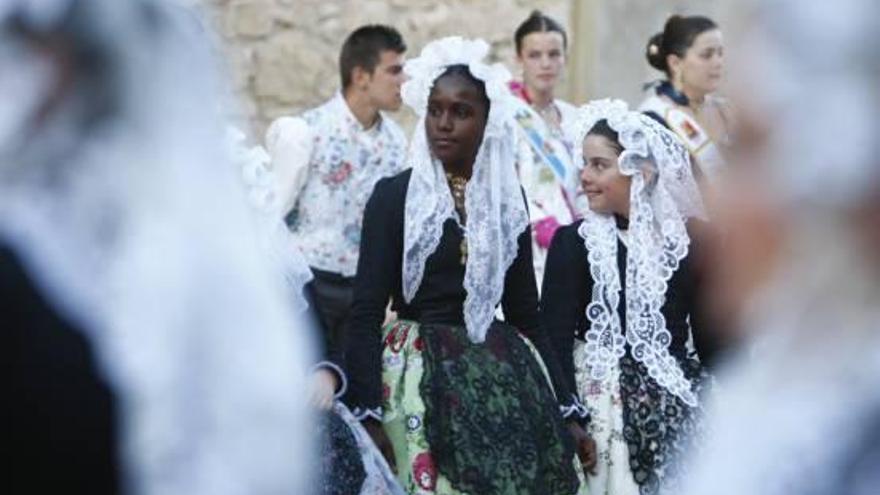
left=567, top=99, right=706, bottom=406
left=400, top=37, right=529, bottom=343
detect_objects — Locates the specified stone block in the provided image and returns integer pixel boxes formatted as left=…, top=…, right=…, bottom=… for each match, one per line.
left=227, top=0, right=275, bottom=37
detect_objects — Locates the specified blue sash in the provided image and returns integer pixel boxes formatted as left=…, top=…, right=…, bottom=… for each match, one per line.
left=513, top=102, right=574, bottom=186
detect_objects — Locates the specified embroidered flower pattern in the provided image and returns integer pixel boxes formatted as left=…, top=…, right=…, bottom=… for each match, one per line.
left=287, top=94, right=406, bottom=276
left=322, top=160, right=353, bottom=186
left=406, top=414, right=422, bottom=432
left=412, top=452, right=437, bottom=491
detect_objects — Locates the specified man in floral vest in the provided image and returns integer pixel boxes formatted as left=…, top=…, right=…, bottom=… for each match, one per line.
left=265, top=25, right=408, bottom=409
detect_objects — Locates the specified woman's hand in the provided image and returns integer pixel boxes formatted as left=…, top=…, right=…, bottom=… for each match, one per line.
left=308, top=368, right=338, bottom=410
left=363, top=419, right=397, bottom=474
left=568, top=420, right=598, bottom=476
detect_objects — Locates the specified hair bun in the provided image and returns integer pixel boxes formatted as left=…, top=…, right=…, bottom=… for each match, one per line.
left=646, top=31, right=666, bottom=71
left=665, top=14, right=685, bottom=28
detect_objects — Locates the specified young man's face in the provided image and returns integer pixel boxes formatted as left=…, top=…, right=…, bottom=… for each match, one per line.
left=365, top=50, right=405, bottom=112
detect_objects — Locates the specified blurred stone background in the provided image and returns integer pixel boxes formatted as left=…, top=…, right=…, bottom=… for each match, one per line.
left=196, top=0, right=730, bottom=140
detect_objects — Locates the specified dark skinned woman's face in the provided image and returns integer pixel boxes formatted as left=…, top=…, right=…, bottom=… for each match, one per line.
left=425, top=73, right=488, bottom=175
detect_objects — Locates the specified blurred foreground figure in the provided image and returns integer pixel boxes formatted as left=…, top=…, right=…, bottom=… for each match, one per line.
left=680, top=0, right=880, bottom=494
left=231, top=129, right=404, bottom=495
left=1, top=1, right=311, bottom=493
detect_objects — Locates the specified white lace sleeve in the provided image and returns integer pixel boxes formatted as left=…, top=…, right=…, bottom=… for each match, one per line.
left=265, top=116, right=314, bottom=215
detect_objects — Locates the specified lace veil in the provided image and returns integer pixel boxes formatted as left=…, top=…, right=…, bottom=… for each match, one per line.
left=566, top=99, right=707, bottom=405
left=401, top=37, right=529, bottom=343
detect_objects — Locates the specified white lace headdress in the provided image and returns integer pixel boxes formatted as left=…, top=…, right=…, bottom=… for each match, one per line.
left=401, top=37, right=528, bottom=343
left=567, top=98, right=707, bottom=406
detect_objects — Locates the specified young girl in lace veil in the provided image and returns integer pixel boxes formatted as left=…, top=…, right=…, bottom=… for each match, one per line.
left=542, top=99, right=720, bottom=495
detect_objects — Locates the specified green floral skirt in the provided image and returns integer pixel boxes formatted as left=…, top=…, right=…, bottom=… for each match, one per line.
left=381, top=319, right=588, bottom=495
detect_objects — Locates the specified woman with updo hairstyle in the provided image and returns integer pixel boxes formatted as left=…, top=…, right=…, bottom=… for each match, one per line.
left=639, top=15, right=732, bottom=185
left=510, top=10, right=583, bottom=284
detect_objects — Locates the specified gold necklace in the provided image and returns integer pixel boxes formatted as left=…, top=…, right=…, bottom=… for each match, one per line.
left=446, top=172, right=469, bottom=265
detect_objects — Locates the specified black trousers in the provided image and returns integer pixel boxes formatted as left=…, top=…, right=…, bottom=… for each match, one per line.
left=309, top=268, right=355, bottom=364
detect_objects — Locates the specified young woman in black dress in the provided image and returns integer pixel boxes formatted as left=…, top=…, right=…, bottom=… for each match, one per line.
left=344, top=37, right=593, bottom=495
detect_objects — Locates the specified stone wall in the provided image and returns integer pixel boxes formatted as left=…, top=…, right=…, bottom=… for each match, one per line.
left=200, top=0, right=569, bottom=139
left=198, top=0, right=731, bottom=140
